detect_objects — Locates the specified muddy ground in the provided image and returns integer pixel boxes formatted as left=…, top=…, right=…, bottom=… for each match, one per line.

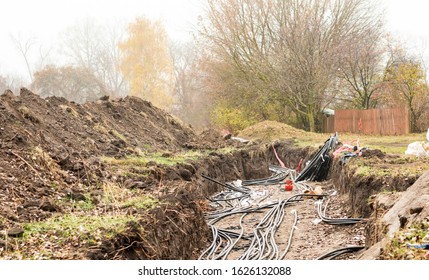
left=0, top=88, right=426, bottom=260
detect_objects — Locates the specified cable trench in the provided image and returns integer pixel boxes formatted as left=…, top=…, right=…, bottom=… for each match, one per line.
left=200, top=135, right=365, bottom=260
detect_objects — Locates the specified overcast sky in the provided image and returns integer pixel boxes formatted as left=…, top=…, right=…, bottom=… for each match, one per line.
left=1, top=0, right=429, bottom=80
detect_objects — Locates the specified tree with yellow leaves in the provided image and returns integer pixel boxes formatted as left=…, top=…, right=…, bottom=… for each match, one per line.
left=119, top=17, right=174, bottom=109
left=384, top=50, right=429, bottom=132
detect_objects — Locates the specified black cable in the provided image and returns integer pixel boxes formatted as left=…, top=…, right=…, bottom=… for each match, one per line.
left=316, top=246, right=365, bottom=260
left=316, top=200, right=364, bottom=225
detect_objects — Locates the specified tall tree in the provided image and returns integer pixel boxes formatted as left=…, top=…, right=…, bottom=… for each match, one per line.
left=339, top=27, right=385, bottom=109
left=383, top=52, right=429, bottom=132
left=198, top=0, right=384, bottom=131
left=119, top=17, right=174, bottom=109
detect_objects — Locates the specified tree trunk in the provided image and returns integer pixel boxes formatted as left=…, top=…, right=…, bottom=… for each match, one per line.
left=307, top=109, right=315, bottom=132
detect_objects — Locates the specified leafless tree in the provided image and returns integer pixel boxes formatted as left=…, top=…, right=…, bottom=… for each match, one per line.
left=339, top=17, right=385, bottom=109
left=170, top=41, right=211, bottom=127
left=198, top=0, right=385, bottom=131
left=61, top=19, right=127, bottom=98
left=10, top=34, right=53, bottom=86
left=10, top=35, right=37, bottom=81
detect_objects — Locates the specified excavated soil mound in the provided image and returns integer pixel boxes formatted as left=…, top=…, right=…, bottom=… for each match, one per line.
left=0, top=88, right=208, bottom=259
left=238, top=120, right=315, bottom=141
left=0, top=88, right=196, bottom=219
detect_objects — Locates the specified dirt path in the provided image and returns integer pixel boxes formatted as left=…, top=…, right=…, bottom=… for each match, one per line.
left=203, top=180, right=366, bottom=260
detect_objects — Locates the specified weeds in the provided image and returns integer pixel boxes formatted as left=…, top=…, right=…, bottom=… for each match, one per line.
left=102, top=182, right=158, bottom=210
left=23, top=214, right=138, bottom=243
left=382, top=222, right=429, bottom=260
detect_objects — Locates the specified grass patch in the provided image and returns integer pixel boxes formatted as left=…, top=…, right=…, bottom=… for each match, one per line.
left=237, top=120, right=427, bottom=155
left=23, top=213, right=138, bottom=242
left=348, top=156, right=429, bottom=178
left=72, top=194, right=95, bottom=211
left=101, top=183, right=158, bottom=209
left=382, top=222, right=429, bottom=260
left=122, top=196, right=158, bottom=209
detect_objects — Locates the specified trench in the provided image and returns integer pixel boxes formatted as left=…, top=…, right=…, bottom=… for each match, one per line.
left=106, top=141, right=414, bottom=260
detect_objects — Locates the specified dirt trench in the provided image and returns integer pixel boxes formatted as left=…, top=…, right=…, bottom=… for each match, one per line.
left=104, top=142, right=311, bottom=260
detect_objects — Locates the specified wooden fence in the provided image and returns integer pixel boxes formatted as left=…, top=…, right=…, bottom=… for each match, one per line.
left=322, top=107, right=409, bottom=135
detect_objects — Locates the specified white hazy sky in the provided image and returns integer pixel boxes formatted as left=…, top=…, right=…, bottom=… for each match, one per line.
left=1, top=0, right=429, bottom=79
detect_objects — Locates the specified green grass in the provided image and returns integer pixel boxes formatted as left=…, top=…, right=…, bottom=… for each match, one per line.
left=23, top=214, right=138, bottom=242
left=237, top=120, right=427, bottom=155
left=293, top=132, right=427, bottom=154
left=348, top=156, right=429, bottom=178
left=72, top=194, right=95, bottom=211
left=382, top=222, right=429, bottom=260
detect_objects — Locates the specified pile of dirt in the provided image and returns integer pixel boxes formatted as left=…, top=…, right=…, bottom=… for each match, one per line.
left=185, top=129, right=250, bottom=150
left=0, top=88, right=209, bottom=259
left=361, top=149, right=387, bottom=159
left=238, top=120, right=314, bottom=141
left=1, top=88, right=195, bottom=156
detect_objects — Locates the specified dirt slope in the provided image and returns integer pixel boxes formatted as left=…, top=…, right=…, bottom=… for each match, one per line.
left=0, top=88, right=204, bottom=258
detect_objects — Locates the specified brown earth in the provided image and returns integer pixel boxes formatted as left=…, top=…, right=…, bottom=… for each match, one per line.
left=0, top=88, right=213, bottom=259
left=0, top=88, right=195, bottom=225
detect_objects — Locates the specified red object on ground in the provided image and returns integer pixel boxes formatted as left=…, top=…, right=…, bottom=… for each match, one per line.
left=285, top=180, right=293, bottom=191
left=296, top=159, right=303, bottom=173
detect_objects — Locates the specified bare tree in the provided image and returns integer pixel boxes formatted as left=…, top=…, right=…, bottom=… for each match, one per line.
left=339, top=21, right=385, bottom=109
left=170, top=41, right=210, bottom=127
left=61, top=19, right=127, bottom=98
left=10, top=35, right=37, bottom=81
left=10, top=34, right=53, bottom=86
left=198, top=0, right=385, bottom=131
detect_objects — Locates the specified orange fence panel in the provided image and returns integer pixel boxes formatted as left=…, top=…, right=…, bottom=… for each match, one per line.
left=322, top=107, right=409, bottom=135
